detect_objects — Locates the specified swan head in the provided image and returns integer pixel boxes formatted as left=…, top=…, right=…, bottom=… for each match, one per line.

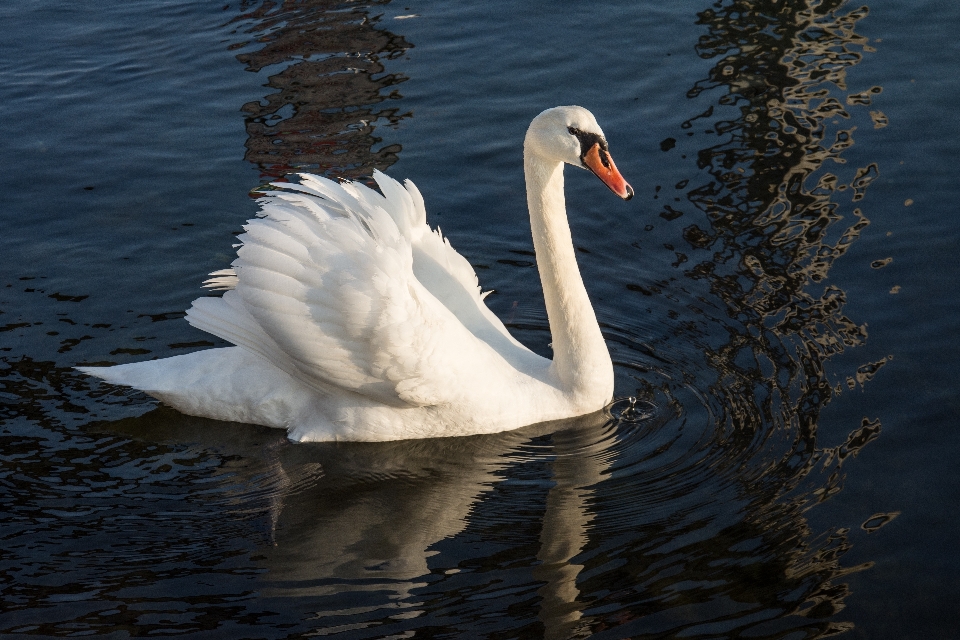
left=525, top=105, right=634, bottom=200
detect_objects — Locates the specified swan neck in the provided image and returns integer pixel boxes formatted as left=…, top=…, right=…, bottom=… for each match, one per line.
left=523, top=148, right=613, bottom=406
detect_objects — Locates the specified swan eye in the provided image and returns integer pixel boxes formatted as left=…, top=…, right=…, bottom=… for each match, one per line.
left=568, top=127, right=608, bottom=164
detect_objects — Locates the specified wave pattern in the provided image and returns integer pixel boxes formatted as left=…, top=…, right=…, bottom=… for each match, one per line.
left=0, top=0, right=891, bottom=638
left=229, top=0, right=412, bottom=181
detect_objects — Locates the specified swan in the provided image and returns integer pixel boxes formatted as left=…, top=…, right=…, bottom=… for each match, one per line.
left=79, top=106, right=634, bottom=441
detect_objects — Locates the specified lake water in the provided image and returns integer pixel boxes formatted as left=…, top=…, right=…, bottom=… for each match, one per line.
left=2, top=0, right=958, bottom=638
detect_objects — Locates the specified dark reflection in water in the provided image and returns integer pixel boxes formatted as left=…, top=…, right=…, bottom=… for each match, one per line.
left=0, top=0, right=899, bottom=637
left=676, top=0, right=881, bottom=493
left=230, top=0, right=411, bottom=181
left=606, top=1, right=884, bottom=635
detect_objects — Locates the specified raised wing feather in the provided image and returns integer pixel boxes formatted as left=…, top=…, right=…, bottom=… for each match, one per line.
left=185, top=171, right=514, bottom=408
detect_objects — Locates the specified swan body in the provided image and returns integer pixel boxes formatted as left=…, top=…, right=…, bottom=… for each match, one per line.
left=80, top=106, right=633, bottom=441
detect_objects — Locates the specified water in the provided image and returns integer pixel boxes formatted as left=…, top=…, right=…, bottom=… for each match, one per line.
left=2, top=0, right=958, bottom=637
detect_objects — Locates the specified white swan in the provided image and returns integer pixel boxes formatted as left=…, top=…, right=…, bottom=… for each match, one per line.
left=79, top=106, right=634, bottom=442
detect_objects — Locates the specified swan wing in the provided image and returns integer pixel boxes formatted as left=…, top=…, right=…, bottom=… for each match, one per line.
left=196, top=172, right=525, bottom=353
left=185, top=172, right=513, bottom=408
left=400, top=179, right=530, bottom=353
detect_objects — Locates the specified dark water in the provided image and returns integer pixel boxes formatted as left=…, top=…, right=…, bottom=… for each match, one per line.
left=2, top=0, right=958, bottom=638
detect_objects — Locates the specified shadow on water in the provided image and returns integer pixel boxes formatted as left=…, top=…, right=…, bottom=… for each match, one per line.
left=0, top=0, right=900, bottom=637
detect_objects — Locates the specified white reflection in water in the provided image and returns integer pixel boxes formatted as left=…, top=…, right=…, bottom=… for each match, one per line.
left=250, top=410, right=613, bottom=632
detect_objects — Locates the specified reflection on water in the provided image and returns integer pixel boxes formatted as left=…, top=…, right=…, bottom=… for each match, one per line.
left=230, top=0, right=411, bottom=181
left=655, top=1, right=887, bottom=633
left=0, top=0, right=899, bottom=637
left=678, top=0, right=882, bottom=498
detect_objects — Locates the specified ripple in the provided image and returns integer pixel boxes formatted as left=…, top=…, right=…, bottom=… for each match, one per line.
left=0, top=0, right=895, bottom=636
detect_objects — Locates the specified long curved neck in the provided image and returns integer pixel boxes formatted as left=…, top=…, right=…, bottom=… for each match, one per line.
left=524, top=148, right=613, bottom=406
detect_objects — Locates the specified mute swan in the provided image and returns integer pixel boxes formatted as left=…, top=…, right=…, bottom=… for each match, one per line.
left=79, top=106, right=633, bottom=442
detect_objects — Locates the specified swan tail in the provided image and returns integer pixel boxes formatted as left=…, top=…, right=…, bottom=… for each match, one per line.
left=76, top=352, right=219, bottom=401
left=77, top=362, right=147, bottom=389
left=77, top=348, right=324, bottom=430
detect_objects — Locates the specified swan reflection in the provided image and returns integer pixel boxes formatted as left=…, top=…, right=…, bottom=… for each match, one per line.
left=103, top=407, right=615, bottom=630
left=264, top=412, right=615, bottom=638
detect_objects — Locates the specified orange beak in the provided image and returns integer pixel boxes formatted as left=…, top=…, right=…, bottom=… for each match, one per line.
left=582, top=142, right=633, bottom=200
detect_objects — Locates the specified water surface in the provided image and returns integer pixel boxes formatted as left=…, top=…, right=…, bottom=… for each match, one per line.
left=2, top=0, right=958, bottom=638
